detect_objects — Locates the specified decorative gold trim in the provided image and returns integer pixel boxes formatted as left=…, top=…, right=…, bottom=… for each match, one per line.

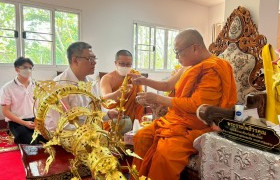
left=0, top=128, right=8, bottom=132
left=209, top=6, right=267, bottom=91
left=0, top=146, right=19, bottom=153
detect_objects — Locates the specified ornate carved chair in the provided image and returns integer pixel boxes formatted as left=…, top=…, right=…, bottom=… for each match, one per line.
left=181, top=6, right=267, bottom=180
left=209, top=6, right=266, bottom=103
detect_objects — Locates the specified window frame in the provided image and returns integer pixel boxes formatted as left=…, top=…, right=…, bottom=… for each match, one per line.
left=133, top=21, right=180, bottom=73
left=0, top=0, right=81, bottom=68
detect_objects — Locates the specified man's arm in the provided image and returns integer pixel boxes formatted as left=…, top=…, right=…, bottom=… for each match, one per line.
left=137, top=69, right=223, bottom=110
left=131, top=66, right=188, bottom=91
left=136, top=92, right=172, bottom=107
left=100, top=75, right=121, bottom=100
left=2, top=105, right=35, bottom=129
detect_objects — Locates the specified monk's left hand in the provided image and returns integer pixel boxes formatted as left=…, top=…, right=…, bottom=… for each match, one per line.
left=136, top=92, right=158, bottom=105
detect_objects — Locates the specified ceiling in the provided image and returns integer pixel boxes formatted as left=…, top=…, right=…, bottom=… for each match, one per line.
left=186, top=0, right=224, bottom=7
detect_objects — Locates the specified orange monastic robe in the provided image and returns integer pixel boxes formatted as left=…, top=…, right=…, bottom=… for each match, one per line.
left=107, top=70, right=145, bottom=121
left=133, top=55, right=237, bottom=180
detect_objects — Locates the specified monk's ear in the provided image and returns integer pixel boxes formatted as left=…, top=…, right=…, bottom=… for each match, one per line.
left=193, top=44, right=201, bottom=53
left=193, top=44, right=198, bottom=51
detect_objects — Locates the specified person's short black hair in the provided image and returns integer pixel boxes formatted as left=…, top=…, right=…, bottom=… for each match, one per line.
left=14, top=57, right=34, bottom=68
left=115, top=50, right=132, bottom=60
left=67, top=42, right=92, bottom=64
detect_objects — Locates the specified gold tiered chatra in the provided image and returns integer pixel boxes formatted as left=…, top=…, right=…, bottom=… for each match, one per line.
left=32, top=80, right=127, bottom=180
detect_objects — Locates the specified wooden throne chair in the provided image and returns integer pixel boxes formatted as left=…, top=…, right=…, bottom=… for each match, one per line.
left=180, top=6, right=267, bottom=180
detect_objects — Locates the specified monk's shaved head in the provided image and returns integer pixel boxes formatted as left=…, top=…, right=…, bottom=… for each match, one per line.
left=175, top=29, right=206, bottom=49
left=174, top=28, right=211, bottom=66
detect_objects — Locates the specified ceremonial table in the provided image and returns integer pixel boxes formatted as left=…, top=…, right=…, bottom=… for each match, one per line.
left=19, top=144, right=132, bottom=180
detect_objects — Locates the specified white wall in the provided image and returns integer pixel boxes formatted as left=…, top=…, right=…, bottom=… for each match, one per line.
left=258, top=0, right=279, bottom=47
left=0, top=0, right=215, bottom=118
left=208, top=3, right=225, bottom=45
left=0, top=0, right=210, bottom=84
left=225, top=0, right=260, bottom=24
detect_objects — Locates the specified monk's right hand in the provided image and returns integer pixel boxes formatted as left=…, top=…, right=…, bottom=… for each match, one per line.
left=24, top=121, right=35, bottom=129
left=128, top=73, right=147, bottom=85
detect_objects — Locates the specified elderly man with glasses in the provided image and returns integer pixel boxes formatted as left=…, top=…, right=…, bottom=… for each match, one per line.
left=100, top=50, right=145, bottom=128
left=131, top=29, right=237, bottom=180
left=45, top=42, right=118, bottom=131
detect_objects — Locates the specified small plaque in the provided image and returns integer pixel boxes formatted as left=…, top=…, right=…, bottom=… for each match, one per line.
left=218, top=118, right=280, bottom=151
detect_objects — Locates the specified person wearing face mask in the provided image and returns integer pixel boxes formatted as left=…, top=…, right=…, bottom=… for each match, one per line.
left=100, top=50, right=145, bottom=123
left=0, top=57, right=45, bottom=144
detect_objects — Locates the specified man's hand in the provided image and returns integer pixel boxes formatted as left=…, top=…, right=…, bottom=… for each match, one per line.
left=126, top=84, right=133, bottom=94
left=128, top=73, right=147, bottom=85
left=107, top=109, right=119, bottom=119
left=136, top=92, right=158, bottom=106
left=24, top=121, right=35, bottom=129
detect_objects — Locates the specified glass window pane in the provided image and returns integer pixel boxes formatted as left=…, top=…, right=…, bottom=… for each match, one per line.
left=25, top=32, right=52, bottom=41
left=23, top=6, right=51, bottom=34
left=23, top=6, right=52, bottom=65
left=0, top=37, right=17, bottom=63
left=0, top=2, right=16, bottom=29
left=150, top=51, right=154, bottom=70
left=0, top=29, right=15, bottom=38
left=55, top=11, right=79, bottom=65
left=138, top=44, right=150, bottom=51
left=135, top=25, right=155, bottom=70
left=167, top=30, right=179, bottom=70
left=138, top=25, right=150, bottom=45
left=155, top=28, right=165, bottom=70
left=0, top=2, right=17, bottom=63
left=24, top=40, right=52, bottom=64
left=137, top=50, right=150, bottom=69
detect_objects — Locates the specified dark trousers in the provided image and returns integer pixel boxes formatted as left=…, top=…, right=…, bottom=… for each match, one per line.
left=8, top=118, right=46, bottom=144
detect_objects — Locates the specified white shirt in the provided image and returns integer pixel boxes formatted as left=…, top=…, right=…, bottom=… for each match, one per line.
left=0, top=77, right=34, bottom=122
left=45, top=67, right=107, bottom=131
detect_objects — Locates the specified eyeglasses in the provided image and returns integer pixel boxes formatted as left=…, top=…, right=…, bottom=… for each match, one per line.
left=76, top=56, right=98, bottom=62
left=174, top=44, right=194, bottom=57
left=18, top=66, right=34, bottom=71
left=118, top=62, right=132, bottom=67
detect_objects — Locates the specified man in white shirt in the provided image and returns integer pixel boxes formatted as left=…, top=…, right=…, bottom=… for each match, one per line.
left=45, top=42, right=118, bottom=131
left=0, top=57, right=45, bottom=144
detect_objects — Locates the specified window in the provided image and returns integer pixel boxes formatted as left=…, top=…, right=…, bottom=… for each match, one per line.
left=212, top=22, right=223, bottom=42
left=133, top=23, right=179, bottom=71
left=0, top=1, right=80, bottom=65
left=0, top=2, right=17, bottom=62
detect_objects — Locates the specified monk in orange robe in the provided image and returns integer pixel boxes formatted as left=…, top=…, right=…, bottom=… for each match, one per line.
left=130, top=29, right=237, bottom=180
left=100, top=50, right=145, bottom=124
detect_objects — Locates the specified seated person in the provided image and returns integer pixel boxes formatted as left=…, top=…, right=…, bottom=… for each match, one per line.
left=45, top=42, right=118, bottom=131
left=130, top=29, right=237, bottom=180
left=100, top=50, right=145, bottom=121
left=0, top=57, right=45, bottom=144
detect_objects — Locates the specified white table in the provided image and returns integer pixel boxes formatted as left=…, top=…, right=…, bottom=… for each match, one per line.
left=194, top=132, right=280, bottom=180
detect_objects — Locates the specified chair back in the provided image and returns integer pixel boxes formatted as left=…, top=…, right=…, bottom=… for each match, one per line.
left=209, top=6, right=267, bottom=103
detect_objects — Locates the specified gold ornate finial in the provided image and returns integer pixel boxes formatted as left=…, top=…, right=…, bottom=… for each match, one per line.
left=33, top=80, right=126, bottom=179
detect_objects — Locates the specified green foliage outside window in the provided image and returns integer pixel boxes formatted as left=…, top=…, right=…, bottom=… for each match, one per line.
left=0, top=2, right=79, bottom=65
left=134, top=23, right=179, bottom=71
left=0, top=2, right=17, bottom=63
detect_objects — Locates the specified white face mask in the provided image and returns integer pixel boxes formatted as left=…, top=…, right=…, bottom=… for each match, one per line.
left=116, top=66, right=131, bottom=76
left=19, top=69, right=32, bottom=78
